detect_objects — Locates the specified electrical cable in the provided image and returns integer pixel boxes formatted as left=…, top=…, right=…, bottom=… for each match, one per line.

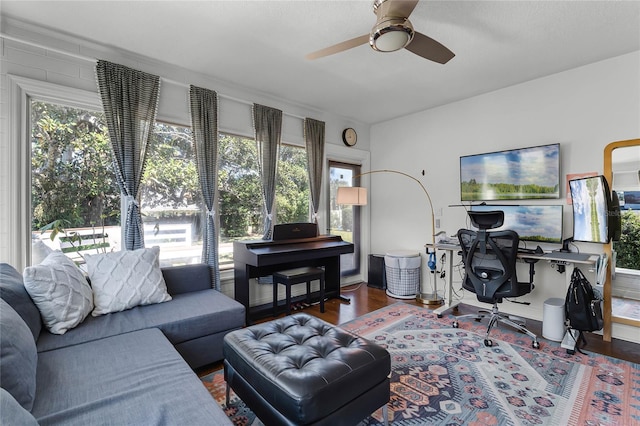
left=341, top=282, right=364, bottom=292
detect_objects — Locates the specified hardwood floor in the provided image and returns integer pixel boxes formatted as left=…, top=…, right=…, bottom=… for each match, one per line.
left=197, top=282, right=640, bottom=377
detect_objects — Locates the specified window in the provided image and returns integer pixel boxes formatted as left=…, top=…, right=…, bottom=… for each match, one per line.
left=139, top=122, right=202, bottom=267
left=30, top=100, right=120, bottom=264
left=30, top=106, right=204, bottom=268
left=24, top=80, right=312, bottom=270
left=328, top=161, right=362, bottom=275
left=217, top=136, right=311, bottom=267
left=218, top=133, right=263, bottom=266
left=276, top=144, right=311, bottom=224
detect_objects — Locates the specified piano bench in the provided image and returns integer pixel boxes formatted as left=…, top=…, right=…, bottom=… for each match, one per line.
left=273, top=267, right=325, bottom=315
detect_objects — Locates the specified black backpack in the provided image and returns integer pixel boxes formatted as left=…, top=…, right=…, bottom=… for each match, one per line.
left=565, top=267, right=604, bottom=333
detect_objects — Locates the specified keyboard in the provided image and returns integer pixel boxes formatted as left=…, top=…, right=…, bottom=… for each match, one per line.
left=518, top=248, right=538, bottom=254
left=437, top=238, right=460, bottom=245
left=542, top=251, right=591, bottom=262
left=518, top=246, right=544, bottom=255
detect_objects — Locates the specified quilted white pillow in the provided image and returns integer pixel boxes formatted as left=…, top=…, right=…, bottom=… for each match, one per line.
left=23, top=252, right=94, bottom=334
left=85, top=246, right=171, bottom=317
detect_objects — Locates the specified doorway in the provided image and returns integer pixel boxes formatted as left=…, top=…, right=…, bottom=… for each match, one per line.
left=328, top=161, right=362, bottom=276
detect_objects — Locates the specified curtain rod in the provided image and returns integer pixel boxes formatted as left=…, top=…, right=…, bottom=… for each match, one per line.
left=1, top=32, right=307, bottom=121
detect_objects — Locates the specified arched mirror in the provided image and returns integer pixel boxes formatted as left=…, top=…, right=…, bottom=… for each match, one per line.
left=603, top=138, right=640, bottom=341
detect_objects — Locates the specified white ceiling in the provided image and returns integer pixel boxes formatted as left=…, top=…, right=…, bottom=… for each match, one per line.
left=1, top=0, right=639, bottom=124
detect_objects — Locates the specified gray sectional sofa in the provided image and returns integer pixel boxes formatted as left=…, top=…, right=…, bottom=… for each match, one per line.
left=0, top=262, right=245, bottom=425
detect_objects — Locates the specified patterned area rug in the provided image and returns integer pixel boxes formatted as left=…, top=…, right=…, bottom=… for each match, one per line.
left=200, top=303, right=640, bottom=425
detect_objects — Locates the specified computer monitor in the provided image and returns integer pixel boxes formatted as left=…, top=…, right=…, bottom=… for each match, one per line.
left=470, top=204, right=563, bottom=244
left=569, top=175, right=611, bottom=244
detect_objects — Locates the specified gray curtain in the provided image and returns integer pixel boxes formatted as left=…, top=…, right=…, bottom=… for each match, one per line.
left=253, top=104, right=283, bottom=240
left=96, top=60, right=160, bottom=250
left=190, top=85, right=220, bottom=289
left=304, top=118, right=325, bottom=224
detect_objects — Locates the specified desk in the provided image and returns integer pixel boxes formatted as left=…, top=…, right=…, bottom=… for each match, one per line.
left=426, top=242, right=600, bottom=318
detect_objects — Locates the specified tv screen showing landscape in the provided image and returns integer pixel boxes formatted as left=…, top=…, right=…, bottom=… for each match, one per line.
left=470, top=204, right=564, bottom=243
left=460, top=143, right=560, bottom=201
left=569, top=175, right=609, bottom=243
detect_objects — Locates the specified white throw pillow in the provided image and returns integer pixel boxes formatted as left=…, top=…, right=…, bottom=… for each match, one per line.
left=86, top=246, right=171, bottom=317
left=23, top=252, right=94, bottom=334
left=31, top=239, right=55, bottom=265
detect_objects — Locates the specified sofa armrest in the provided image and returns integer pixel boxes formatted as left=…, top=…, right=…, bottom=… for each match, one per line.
left=161, top=264, right=213, bottom=295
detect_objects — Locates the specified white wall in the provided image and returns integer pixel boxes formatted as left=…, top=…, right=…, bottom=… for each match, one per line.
left=370, top=51, right=640, bottom=342
left=0, top=18, right=370, bottom=271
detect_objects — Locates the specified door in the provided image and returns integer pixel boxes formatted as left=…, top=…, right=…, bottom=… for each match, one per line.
left=328, top=161, right=362, bottom=276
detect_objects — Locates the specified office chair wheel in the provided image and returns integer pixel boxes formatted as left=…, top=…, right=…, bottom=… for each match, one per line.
left=437, top=314, right=443, bottom=318
left=452, top=321, right=459, bottom=328
left=532, top=341, right=540, bottom=349
left=484, top=339, right=493, bottom=347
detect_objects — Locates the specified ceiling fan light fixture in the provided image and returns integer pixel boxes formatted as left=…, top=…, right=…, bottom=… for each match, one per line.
left=370, top=18, right=414, bottom=52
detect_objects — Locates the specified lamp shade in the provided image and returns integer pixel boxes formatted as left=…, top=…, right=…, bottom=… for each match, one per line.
left=336, top=186, right=368, bottom=205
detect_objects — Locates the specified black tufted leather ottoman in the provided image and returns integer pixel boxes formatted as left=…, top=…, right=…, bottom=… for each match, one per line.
left=223, top=313, right=390, bottom=426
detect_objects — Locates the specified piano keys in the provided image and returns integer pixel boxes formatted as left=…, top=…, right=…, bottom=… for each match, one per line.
left=233, top=233, right=354, bottom=323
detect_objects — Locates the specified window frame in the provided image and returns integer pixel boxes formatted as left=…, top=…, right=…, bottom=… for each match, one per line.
left=9, top=76, right=104, bottom=270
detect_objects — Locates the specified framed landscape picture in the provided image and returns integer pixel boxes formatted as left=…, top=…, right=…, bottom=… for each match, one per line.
left=460, top=143, right=560, bottom=201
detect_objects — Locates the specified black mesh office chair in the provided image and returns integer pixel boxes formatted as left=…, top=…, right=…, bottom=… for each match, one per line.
left=453, top=210, right=540, bottom=349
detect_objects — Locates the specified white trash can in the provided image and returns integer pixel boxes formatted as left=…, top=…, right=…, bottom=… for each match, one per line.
left=543, top=297, right=566, bottom=342
left=384, top=250, right=421, bottom=299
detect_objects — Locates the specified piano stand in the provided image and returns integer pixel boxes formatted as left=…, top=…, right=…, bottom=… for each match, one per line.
left=337, top=295, right=351, bottom=304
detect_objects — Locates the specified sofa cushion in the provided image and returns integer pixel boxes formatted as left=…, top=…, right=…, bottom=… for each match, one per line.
left=0, top=263, right=42, bottom=340
left=86, top=246, right=172, bottom=316
left=0, top=388, right=38, bottom=426
left=162, top=263, right=214, bottom=294
left=32, top=328, right=231, bottom=425
left=0, top=300, right=38, bottom=411
left=36, top=289, right=245, bottom=353
left=23, top=252, right=93, bottom=335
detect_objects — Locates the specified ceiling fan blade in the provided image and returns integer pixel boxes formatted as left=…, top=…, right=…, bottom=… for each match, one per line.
left=379, top=0, right=419, bottom=19
left=405, top=31, right=455, bottom=64
left=305, top=34, right=370, bottom=60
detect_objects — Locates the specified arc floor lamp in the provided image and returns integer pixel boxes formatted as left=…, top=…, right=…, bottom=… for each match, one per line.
left=336, top=169, right=443, bottom=305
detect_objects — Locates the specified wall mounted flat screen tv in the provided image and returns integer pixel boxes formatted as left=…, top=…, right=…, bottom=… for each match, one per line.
left=470, top=204, right=564, bottom=244
left=569, top=175, right=610, bottom=243
left=460, top=143, right=560, bottom=201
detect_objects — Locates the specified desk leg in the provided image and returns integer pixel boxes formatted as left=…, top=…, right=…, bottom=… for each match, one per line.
left=434, top=249, right=460, bottom=317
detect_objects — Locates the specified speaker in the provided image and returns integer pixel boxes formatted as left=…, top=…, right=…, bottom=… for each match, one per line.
left=368, top=254, right=386, bottom=289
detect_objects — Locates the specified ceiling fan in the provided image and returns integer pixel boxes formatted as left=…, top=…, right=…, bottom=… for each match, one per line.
left=306, top=0, right=454, bottom=64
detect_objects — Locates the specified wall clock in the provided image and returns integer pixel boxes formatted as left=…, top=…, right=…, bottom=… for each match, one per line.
left=342, top=128, right=357, bottom=147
